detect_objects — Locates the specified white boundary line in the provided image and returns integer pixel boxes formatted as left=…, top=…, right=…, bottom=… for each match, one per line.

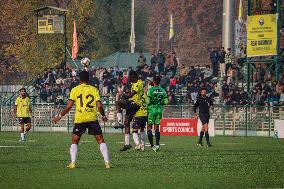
left=116, top=141, right=165, bottom=146
left=0, top=146, right=27, bottom=148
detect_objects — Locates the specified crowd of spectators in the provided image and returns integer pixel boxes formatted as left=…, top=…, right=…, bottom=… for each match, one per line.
left=33, top=48, right=284, bottom=107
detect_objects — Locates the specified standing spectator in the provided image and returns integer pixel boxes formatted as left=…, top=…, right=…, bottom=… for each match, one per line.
left=138, top=53, right=146, bottom=69
left=219, top=47, right=226, bottom=77
left=165, top=53, right=172, bottom=75
left=150, top=53, right=156, bottom=69
left=171, top=52, right=178, bottom=76
left=225, top=48, right=234, bottom=74
left=156, top=49, right=165, bottom=74
left=179, top=64, right=188, bottom=84
left=102, top=79, right=110, bottom=95
left=210, top=48, right=219, bottom=77
left=102, top=68, right=109, bottom=80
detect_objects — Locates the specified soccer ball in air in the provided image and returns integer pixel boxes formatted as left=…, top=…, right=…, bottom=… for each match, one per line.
left=81, top=57, right=91, bottom=67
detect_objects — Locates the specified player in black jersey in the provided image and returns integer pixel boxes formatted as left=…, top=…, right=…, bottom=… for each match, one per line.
left=193, top=88, right=213, bottom=147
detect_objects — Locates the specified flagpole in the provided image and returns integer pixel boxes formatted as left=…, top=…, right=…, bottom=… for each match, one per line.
left=130, top=0, right=135, bottom=53
left=157, top=24, right=160, bottom=52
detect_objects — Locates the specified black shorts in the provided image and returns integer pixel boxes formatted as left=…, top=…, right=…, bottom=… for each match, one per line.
left=132, top=116, right=147, bottom=129
left=199, top=113, right=210, bottom=125
left=73, top=121, right=102, bottom=136
left=18, top=117, right=31, bottom=124
left=125, top=100, right=140, bottom=116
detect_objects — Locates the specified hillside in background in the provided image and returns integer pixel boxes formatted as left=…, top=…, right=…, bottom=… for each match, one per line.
left=139, top=0, right=282, bottom=66
left=140, top=0, right=223, bottom=66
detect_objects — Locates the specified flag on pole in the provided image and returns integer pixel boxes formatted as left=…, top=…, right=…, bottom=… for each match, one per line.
left=72, top=20, right=78, bottom=60
left=169, top=14, right=174, bottom=40
left=238, top=0, right=243, bottom=23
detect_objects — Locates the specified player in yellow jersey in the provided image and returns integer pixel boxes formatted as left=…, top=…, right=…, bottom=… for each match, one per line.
left=132, top=92, right=147, bottom=151
left=52, top=71, right=111, bottom=169
left=114, top=71, right=144, bottom=151
left=14, top=88, right=32, bottom=142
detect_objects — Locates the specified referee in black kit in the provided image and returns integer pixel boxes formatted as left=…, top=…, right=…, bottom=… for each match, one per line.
left=193, top=87, right=213, bottom=147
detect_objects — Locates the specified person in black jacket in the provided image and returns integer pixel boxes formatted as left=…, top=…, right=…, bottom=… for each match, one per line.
left=193, top=88, right=213, bottom=147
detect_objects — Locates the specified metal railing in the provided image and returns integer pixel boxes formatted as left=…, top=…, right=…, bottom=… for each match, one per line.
left=0, top=104, right=283, bottom=136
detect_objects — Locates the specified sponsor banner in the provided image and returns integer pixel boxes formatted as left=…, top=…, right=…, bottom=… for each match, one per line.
left=160, top=118, right=198, bottom=136
left=274, top=120, right=284, bottom=138
left=247, top=14, right=277, bottom=57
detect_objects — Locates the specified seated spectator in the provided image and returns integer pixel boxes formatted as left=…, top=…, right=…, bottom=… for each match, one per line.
left=203, top=65, right=212, bottom=81
left=70, top=76, right=79, bottom=90
left=150, top=53, right=156, bottom=69
left=195, top=65, right=201, bottom=80
left=179, top=64, right=188, bottom=84
left=187, top=66, right=197, bottom=82
left=189, top=82, right=199, bottom=103
left=279, top=90, right=284, bottom=105
left=254, top=82, right=263, bottom=93
left=276, top=81, right=284, bottom=94
left=227, top=67, right=233, bottom=85
left=169, top=76, right=177, bottom=92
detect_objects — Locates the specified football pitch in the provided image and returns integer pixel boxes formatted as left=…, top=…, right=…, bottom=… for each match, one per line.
left=0, top=132, right=283, bottom=189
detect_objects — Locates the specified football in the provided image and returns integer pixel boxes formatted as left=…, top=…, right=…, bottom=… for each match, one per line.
left=81, top=57, right=90, bottom=67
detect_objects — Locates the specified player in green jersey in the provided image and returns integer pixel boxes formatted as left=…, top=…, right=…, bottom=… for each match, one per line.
left=147, top=76, right=168, bottom=152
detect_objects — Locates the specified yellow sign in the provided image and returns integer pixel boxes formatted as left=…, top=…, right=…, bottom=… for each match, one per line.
left=247, top=14, right=277, bottom=57
left=38, top=15, right=64, bottom=34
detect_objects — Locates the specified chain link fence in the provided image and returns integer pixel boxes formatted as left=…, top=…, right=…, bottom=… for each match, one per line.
left=1, top=104, right=283, bottom=136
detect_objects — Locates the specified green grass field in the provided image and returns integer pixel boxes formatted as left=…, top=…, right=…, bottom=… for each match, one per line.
left=0, top=132, right=283, bottom=189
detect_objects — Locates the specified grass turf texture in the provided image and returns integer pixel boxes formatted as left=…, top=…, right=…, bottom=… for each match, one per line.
left=0, top=132, right=283, bottom=189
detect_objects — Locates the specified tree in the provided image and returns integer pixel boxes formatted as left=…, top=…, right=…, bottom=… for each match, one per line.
left=0, top=0, right=147, bottom=84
